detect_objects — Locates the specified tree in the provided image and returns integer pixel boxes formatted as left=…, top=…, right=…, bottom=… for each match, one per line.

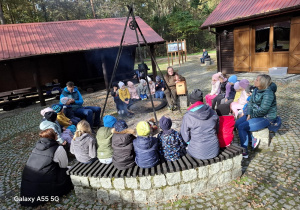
left=0, top=1, right=6, bottom=24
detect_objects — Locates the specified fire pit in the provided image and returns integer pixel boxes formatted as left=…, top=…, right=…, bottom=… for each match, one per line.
left=128, top=98, right=167, bottom=113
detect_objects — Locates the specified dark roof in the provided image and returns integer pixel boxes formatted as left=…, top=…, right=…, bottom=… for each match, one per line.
left=201, top=0, right=300, bottom=29
left=0, top=17, right=165, bottom=61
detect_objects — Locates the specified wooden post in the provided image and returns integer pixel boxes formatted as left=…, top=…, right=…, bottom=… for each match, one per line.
left=150, top=44, right=157, bottom=79
left=32, top=57, right=46, bottom=106
left=184, top=39, right=187, bottom=62
left=177, top=39, right=181, bottom=66
left=171, top=52, right=173, bottom=65
left=168, top=53, right=170, bottom=66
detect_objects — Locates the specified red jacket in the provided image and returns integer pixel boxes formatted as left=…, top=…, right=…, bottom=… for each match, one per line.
left=217, top=115, right=235, bottom=147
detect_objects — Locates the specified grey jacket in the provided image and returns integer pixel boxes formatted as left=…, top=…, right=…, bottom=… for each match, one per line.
left=70, top=133, right=97, bottom=163
left=180, top=103, right=219, bottom=160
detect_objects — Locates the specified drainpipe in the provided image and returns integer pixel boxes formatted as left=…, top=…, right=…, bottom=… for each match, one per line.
left=208, top=27, right=222, bottom=73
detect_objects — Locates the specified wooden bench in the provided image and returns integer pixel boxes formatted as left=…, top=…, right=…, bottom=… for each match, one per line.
left=67, top=145, right=244, bottom=204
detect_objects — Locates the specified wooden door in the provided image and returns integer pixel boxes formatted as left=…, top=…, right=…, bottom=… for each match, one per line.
left=289, top=16, right=300, bottom=73
left=234, top=26, right=250, bottom=72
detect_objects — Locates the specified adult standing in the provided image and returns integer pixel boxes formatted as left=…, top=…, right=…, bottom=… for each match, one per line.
left=164, top=66, right=185, bottom=110
left=180, top=89, right=219, bottom=160
left=60, top=81, right=101, bottom=128
left=200, top=49, right=209, bottom=63
left=20, top=129, right=73, bottom=207
left=235, top=74, right=277, bottom=158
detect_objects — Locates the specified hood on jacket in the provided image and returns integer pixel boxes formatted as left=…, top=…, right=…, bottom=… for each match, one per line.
left=188, top=104, right=213, bottom=120
left=112, top=128, right=135, bottom=135
left=96, top=127, right=113, bottom=140
left=63, top=86, right=79, bottom=94
left=35, top=138, right=57, bottom=151
left=112, top=128, right=135, bottom=147
left=134, top=136, right=156, bottom=150
left=127, top=81, right=135, bottom=89
left=268, top=82, right=277, bottom=93
left=74, top=133, right=90, bottom=142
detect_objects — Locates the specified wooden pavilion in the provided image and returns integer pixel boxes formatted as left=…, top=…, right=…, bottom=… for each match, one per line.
left=201, top=0, right=300, bottom=74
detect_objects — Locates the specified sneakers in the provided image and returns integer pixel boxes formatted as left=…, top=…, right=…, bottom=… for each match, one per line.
left=253, top=138, right=260, bottom=149
left=242, top=152, right=249, bottom=159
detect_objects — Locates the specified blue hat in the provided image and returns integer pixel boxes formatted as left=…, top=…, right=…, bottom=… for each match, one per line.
left=52, top=104, right=63, bottom=113
left=156, top=76, right=161, bottom=82
left=114, top=119, right=128, bottom=132
left=228, top=75, right=237, bottom=84
left=159, top=116, right=172, bottom=131
left=103, top=115, right=117, bottom=128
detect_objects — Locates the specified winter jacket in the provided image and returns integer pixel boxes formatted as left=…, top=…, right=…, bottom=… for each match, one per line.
left=39, top=120, right=64, bottom=144
left=238, top=90, right=248, bottom=105
left=60, top=86, right=83, bottom=110
left=70, top=133, right=97, bottom=163
left=164, top=73, right=185, bottom=90
left=181, top=101, right=220, bottom=160
left=155, top=81, right=165, bottom=92
left=96, top=127, right=113, bottom=159
left=137, top=83, right=149, bottom=96
left=210, top=81, right=221, bottom=95
left=225, top=83, right=236, bottom=100
left=157, top=130, right=186, bottom=161
left=133, top=136, right=159, bottom=168
left=248, top=82, right=277, bottom=120
left=57, top=111, right=71, bottom=127
left=112, top=128, right=136, bottom=170
left=119, top=88, right=131, bottom=102
left=233, top=91, right=241, bottom=102
left=127, top=82, right=140, bottom=99
left=217, top=116, right=235, bottom=147
left=20, top=138, right=73, bottom=207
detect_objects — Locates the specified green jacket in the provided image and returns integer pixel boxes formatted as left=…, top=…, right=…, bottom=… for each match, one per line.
left=248, top=82, right=277, bottom=120
left=96, top=127, right=113, bottom=159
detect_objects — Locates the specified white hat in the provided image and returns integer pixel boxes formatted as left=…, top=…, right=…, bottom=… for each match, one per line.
left=147, top=76, right=152, bottom=82
left=118, top=81, right=125, bottom=88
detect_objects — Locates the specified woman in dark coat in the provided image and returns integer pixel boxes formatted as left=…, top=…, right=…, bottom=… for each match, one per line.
left=180, top=89, right=220, bottom=160
left=20, top=129, right=73, bottom=207
left=112, top=120, right=136, bottom=170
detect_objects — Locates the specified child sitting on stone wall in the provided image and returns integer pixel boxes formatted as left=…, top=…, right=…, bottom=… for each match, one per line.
left=112, top=119, right=136, bottom=170
left=157, top=116, right=186, bottom=161
left=205, top=72, right=221, bottom=107
left=127, top=81, right=140, bottom=101
left=230, top=79, right=249, bottom=118
left=71, top=120, right=97, bottom=164
left=133, top=121, right=159, bottom=168
left=96, top=115, right=117, bottom=164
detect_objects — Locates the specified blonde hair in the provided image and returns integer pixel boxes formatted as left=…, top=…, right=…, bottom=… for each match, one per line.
left=257, top=74, right=272, bottom=90
left=73, top=120, right=92, bottom=140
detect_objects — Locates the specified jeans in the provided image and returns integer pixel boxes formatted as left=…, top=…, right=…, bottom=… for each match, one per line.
left=200, top=57, right=205, bottom=63
left=155, top=91, right=164, bottom=99
left=235, top=115, right=270, bottom=152
left=75, top=106, right=101, bottom=128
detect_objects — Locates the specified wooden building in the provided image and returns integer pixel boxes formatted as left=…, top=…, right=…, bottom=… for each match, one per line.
left=201, top=0, right=300, bottom=74
left=0, top=17, right=164, bottom=106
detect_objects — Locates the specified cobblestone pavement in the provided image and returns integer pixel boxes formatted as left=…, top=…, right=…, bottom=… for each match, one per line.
left=0, top=55, right=299, bottom=209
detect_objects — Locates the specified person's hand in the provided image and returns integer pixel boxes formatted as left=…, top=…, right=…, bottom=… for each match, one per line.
left=125, top=101, right=129, bottom=104
left=156, top=84, right=158, bottom=87
left=66, top=99, right=71, bottom=105
left=247, top=115, right=251, bottom=121
left=62, top=141, right=67, bottom=146
left=225, top=99, right=228, bottom=103
left=162, top=88, right=164, bottom=91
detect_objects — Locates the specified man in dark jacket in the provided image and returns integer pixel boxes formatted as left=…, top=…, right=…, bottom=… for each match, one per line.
left=180, top=89, right=220, bottom=160
left=60, top=81, right=101, bottom=128
left=200, top=49, right=209, bottom=63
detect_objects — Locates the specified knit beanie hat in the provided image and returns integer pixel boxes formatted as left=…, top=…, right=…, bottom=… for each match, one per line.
left=156, top=76, right=161, bottom=82
left=114, top=119, right=128, bottom=132
left=40, top=107, right=54, bottom=116
left=60, top=97, right=69, bottom=105
left=140, top=79, right=146, bottom=85
left=212, top=72, right=221, bottom=81
left=136, top=121, right=151, bottom=136
left=234, top=82, right=240, bottom=90
left=147, top=76, right=152, bottom=82
left=189, top=89, right=203, bottom=104
left=228, top=75, right=237, bottom=83
left=118, top=81, right=125, bottom=89
left=239, top=79, right=250, bottom=89
left=159, top=116, right=172, bottom=131
left=127, top=81, right=134, bottom=88
left=52, top=104, right=63, bottom=113
left=44, top=111, right=57, bottom=122
left=103, top=115, right=117, bottom=128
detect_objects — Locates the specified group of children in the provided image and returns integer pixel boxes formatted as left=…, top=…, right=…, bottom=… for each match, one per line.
left=111, top=76, right=165, bottom=117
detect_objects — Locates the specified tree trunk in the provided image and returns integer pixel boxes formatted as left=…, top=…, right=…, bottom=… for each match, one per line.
left=0, top=2, right=5, bottom=24
left=90, top=0, right=96, bottom=18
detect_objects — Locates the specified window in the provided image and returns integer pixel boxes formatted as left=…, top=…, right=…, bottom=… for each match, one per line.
left=255, top=24, right=270, bottom=53
left=273, top=21, right=290, bottom=52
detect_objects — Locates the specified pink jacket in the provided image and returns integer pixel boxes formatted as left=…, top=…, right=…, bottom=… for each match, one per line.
left=127, top=81, right=139, bottom=99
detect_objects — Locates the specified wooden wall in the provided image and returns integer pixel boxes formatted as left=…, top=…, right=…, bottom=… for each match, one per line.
left=217, top=27, right=234, bottom=74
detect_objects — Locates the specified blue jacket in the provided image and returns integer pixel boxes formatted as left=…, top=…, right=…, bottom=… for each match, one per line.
left=133, top=136, right=159, bottom=168
left=60, top=87, right=83, bottom=110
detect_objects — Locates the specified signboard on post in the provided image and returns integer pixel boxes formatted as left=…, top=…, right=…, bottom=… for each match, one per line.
left=166, top=39, right=187, bottom=66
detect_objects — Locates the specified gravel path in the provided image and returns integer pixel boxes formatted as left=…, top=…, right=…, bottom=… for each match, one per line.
left=0, top=55, right=299, bottom=209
